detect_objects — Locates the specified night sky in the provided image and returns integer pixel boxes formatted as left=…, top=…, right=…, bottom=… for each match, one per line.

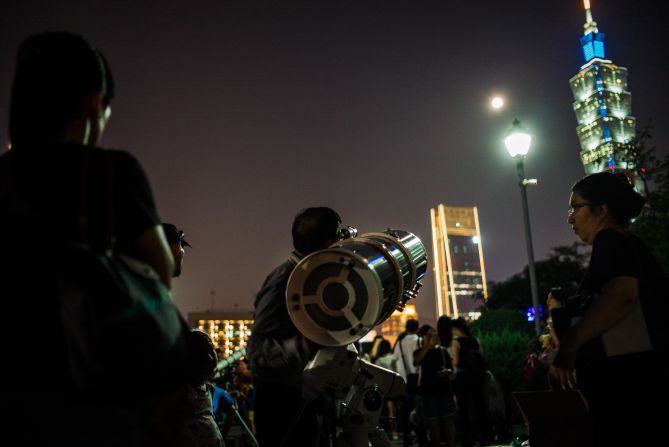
left=2, top=0, right=667, bottom=325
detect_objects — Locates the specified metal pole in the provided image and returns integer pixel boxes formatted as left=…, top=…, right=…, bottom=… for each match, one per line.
left=516, top=158, right=542, bottom=335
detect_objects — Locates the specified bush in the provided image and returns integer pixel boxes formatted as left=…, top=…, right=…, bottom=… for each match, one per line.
left=472, top=309, right=534, bottom=337
left=469, top=310, right=536, bottom=437
left=476, top=328, right=533, bottom=394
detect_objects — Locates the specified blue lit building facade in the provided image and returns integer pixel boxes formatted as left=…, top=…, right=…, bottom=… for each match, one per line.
left=569, top=1, right=636, bottom=174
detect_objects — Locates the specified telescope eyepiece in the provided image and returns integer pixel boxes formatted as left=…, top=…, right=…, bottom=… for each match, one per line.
left=338, top=226, right=358, bottom=240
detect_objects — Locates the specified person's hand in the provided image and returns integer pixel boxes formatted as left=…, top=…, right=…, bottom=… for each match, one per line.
left=548, top=342, right=578, bottom=390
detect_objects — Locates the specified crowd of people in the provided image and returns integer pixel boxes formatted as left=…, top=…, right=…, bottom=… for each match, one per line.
left=1, top=30, right=666, bottom=447
left=362, top=317, right=496, bottom=447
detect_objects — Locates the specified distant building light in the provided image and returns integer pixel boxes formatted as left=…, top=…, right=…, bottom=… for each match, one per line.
left=466, top=311, right=482, bottom=321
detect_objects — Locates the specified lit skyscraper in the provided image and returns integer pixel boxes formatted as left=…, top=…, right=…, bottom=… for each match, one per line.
left=430, top=205, right=488, bottom=319
left=569, top=0, right=636, bottom=173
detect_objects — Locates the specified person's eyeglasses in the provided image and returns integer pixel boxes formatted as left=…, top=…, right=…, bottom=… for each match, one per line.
left=568, top=202, right=593, bottom=214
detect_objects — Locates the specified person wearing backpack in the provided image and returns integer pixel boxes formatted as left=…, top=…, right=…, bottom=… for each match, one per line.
left=451, top=318, right=493, bottom=447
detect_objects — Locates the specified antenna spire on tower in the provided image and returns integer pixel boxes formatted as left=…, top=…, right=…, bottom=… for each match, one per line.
left=583, top=0, right=599, bottom=34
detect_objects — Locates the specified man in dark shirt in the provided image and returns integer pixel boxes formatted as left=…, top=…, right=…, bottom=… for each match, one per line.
left=247, top=207, right=343, bottom=447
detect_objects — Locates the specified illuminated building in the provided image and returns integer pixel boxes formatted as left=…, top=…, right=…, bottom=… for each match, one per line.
left=570, top=0, right=636, bottom=174
left=189, top=311, right=253, bottom=358
left=430, top=205, right=488, bottom=319
left=376, top=304, right=419, bottom=346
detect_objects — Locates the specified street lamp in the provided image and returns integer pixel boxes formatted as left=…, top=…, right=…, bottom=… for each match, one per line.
left=504, top=118, right=541, bottom=335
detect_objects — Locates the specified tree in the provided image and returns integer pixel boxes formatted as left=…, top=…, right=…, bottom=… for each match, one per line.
left=618, top=120, right=669, bottom=272
left=485, top=243, right=588, bottom=312
left=616, top=120, right=659, bottom=197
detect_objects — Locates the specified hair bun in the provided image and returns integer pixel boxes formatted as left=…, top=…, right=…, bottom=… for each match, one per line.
left=621, top=188, right=645, bottom=220
left=612, top=172, right=644, bottom=220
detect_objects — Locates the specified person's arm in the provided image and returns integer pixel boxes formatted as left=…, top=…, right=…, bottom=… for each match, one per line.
left=113, top=151, right=171, bottom=285
left=451, top=338, right=461, bottom=369
left=550, top=276, right=639, bottom=388
left=390, top=341, right=402, bottom=372
left=134, top=225, right=175, bottom=289
left=246, top=266, right=308, bottom=369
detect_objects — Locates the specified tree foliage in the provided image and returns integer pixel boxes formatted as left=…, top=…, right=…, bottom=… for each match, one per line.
left=619, top=120, right=669, bottom=272
left=485, top=243, right=588, bottom=312
left=472, top=308, right=533, bottom=337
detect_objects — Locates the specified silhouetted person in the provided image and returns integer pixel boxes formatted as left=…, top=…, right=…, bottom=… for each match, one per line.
left=451, top=317, right=492, bottom=447
left=0, top=31, right=176, bottom=446
left=391, top=318, right=423, bottom=446
left=247, top=207, right=344, bottom=447
left=413, top=317, right=457, bottom=447
left=550, top=172, right=667, bottom=446
left=148, top=330, right=224, bottom=447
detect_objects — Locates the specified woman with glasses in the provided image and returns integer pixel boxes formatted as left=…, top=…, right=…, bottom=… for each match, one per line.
left=549, top=171, right=666, bottom=446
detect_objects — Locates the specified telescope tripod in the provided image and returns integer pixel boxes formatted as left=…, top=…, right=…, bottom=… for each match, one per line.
left=303, top=345, right=404, bottom=447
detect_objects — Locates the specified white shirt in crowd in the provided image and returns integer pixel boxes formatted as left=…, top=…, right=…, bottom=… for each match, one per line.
left=391, top=333, right=420, bottom=380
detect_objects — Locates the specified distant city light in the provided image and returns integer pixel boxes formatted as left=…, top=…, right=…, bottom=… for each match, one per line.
left=491, top=96, right=504, bottom=110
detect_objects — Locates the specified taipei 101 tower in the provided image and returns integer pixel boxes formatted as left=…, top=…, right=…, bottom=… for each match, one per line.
left=569, top=0, right=636, bottom=174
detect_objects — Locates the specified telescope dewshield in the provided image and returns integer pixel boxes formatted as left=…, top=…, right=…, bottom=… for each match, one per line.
left=286, top=229, right=427, bottom=347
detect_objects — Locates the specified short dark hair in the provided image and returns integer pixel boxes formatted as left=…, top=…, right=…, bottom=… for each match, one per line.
left=377, top=339, right=392, bottom=358
left=9, top=32, right=114, bottom=147
left=188, top=330, right=217, bottom=379
left=572, top=172, right=644, bottom=228
left=405, top=318, right=419, bottom=333
left=417, top=324, right=432, bottom=337
left=292, top=207, right=341, bottom=255
left=452, top=317, right=473, bottom=337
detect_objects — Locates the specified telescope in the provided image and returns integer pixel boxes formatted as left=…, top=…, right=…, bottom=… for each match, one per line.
left=286, top=229, right=427, bottom=447
left=213, top=347, right=246, bottom=379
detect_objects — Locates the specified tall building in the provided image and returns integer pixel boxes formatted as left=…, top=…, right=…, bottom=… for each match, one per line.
left=189, top=311, right=254, bottom=358
left=569, top=0, right=636, bottom=174
left=430, top=205, right=488, bottom=319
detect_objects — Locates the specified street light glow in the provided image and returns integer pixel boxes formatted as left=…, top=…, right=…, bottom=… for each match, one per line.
left=491, top=96, right=504, bottom=109
left=504, top=118, right=532, bottom=157
left=504, top=133, right=532, bottom=157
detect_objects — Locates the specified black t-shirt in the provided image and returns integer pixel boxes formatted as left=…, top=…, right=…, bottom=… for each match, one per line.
left=0, top=142, right=160, bottom=386
left=414, top=346, right=453, bottom=396
left=0, top=143, right=159, bottom=251
left=577, top=229, right=667, bottom=357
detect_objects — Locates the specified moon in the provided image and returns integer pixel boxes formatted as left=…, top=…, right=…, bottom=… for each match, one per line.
left=491, top=96, right=504, bottom=109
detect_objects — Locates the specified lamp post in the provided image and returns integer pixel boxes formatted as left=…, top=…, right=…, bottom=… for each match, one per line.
left=504, top=118, right=541, bottom=335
